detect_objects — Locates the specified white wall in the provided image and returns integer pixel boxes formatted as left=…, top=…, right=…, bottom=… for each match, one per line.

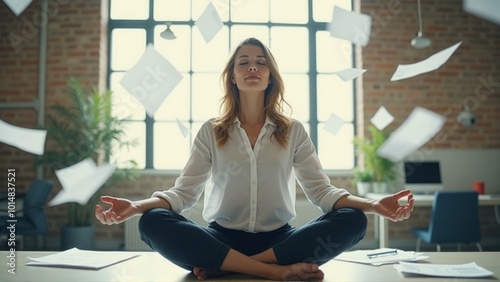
left=391, top=149, right=500, bottom=194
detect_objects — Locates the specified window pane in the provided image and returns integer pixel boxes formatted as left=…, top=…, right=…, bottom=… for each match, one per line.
left=110, top=29, right=146, bottom=71
left=154, top=73, right=191, bottom=120
left=154, top=122, right=191, bottom=169
left=192, top=26, right=229, bottom=72
left=110, top=0, right=149, bottom=20
left=312, top=0, right=352, bottom=22
left=270, top=27, right=308, bottom=73
left=231, top=25, right=269, bottom=50
left=154, top=0, right=190, bottom=21
left=317, top=123, right=354, bottom=170
left=317, top=74, right=353, bottom=122
left=231, top=0, right=269, bottom=23
left=192, top=73, right=223, bottom=121
left=110, top=72, right=146, bottom=120
left=282, top=74, right=309, bottom=121
left=316, top=31, right=353, bottom=73
left=113, top=122, right=146, bottom=169
left=154, top=24, right=191, bottom=72
left=108, top=0, right=356, bottom=171
left=271, top=0, right=308, bottom=24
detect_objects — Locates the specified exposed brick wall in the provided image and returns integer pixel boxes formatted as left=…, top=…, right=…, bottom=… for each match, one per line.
left=0, top=0, right=42, bottom=191
left=360, top=0, right=500, bottom=148
left=0, top=0, right=107, bottom=245
left=1, top=0, right=499, bottom=250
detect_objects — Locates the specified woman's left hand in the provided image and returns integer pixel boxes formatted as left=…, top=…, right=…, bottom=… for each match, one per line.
left=372, top=189, right=414, bottom=222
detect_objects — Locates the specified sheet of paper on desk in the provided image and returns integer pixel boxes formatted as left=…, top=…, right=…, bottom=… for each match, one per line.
left=334, top=248, right=429, bottom=266
left=26, top=248, right=140, bottom=270
left=395, top=261, right=494, bottom=278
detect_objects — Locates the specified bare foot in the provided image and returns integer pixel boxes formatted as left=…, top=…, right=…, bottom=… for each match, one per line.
left=275, top=262, right=324, bottom=281
left=192, top=267, right=231, bottom=281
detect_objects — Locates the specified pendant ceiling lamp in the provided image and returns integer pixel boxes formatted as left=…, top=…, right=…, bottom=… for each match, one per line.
left=160, top=22, right=176, bottom=40
left=411, top=0, right=431, bottom=49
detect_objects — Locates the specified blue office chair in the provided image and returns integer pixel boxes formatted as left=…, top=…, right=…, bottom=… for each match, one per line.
left=0, top=179, right=53, bottom=250
left=412, top=190, right=482, bottom=252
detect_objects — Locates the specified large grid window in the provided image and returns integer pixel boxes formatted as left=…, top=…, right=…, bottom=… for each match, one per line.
left=108, top=0, right=356, bottom=171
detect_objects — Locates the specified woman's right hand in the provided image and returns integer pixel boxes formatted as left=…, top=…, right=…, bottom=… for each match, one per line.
left=95, top=196, right=139, bottom=225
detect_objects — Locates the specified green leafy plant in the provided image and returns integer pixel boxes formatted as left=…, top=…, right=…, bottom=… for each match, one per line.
left=36, top=77, right=138, bottom=227
left=353, top=125, right=396, bottom=183
left=353, top=168, right=374, bottom=183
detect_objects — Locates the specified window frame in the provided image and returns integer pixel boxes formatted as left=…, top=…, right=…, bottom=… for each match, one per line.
left=106, top=0, right=358, bottom=174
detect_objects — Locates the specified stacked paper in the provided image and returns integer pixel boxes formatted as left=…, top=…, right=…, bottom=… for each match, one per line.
left=334, top=248, right=428, bottom=266
left=395, top=261, right=494, bottom=278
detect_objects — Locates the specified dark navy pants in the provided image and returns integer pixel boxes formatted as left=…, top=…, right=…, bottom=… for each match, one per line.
left=138, top=207, right=367, bottom=271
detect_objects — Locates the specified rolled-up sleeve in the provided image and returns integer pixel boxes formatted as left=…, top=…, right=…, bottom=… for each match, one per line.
left=151, top=121, right=213, bottom=214
left=292, top=121, right=350, bottom=213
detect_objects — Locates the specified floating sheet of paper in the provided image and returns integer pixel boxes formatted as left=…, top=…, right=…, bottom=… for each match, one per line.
left=371, top=106, right=394, bottom=130
left=175, top=118, right=190, bottom=138
left=195, top=2, right=224, bottom=43
left=26, top=248, right=139, bottom=270
left=333, top=68, right=367, bottom=82
left=335, top=248, right=428, bottom=266
left=0, top=119, right=46, bottom=155
left=377, top=107, right=445, bottom=163
left=463, top=0, right=500, bottom=26
left=49, top=158, right=115, bottom=206
left=390, top=41, right=462, bottom=82
left=328, top=6, right=372, bottom=47
left=323, top=113, right=344, bottom=135
left=120, top=44, right=183, bottom=117
left=3, top=0, right=32, bottom=16
left=395, top=261, right=494, bottom=278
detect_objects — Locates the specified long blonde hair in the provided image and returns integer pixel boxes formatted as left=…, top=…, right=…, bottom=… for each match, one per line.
left=213, top=37, right=291, bottom=148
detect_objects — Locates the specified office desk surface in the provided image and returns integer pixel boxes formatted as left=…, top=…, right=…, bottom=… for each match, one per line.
left=1, top=251, right=499, bottom=281
left=365, top=193, right=500, bottom=248
left=365, top=193, right=500, bottom=207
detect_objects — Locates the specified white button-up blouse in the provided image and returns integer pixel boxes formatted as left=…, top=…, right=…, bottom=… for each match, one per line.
left=152, top=117, right=350, bottom=233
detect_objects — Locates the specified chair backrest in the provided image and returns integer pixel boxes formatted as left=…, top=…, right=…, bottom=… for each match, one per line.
left=23, top=179, right=53, bottom=233
left=428, top=190, right=481, bottom=244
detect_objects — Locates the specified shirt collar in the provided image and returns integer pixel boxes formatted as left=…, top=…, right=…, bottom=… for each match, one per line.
left=234, top=116, right=276, bottom=127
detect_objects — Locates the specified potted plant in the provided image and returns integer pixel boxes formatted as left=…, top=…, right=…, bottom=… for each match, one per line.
left=36, top=77, right=138, bottom=250
left=353, top=168, right=373, bottom=196
left=353, top=125, right=396, bottom=193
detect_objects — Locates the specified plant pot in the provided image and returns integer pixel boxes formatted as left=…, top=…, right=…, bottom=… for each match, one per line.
left=373, top=182, right=388, bottom=193
left=356, top=182, right=372, bottom=196
left=61, top=224, right=95, bottom=250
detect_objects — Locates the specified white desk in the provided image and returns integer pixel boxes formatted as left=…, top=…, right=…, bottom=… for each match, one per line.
left=365, top=193, right=500, bottom=248
left=2, top=251, right=500, bottom=281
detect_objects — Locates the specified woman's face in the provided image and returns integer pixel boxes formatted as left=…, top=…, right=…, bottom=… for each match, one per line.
left=232, top=45, right=270, bottom=94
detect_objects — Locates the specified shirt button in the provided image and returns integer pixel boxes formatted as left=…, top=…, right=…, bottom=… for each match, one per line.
left=252, top=180, right=256, bottom=185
